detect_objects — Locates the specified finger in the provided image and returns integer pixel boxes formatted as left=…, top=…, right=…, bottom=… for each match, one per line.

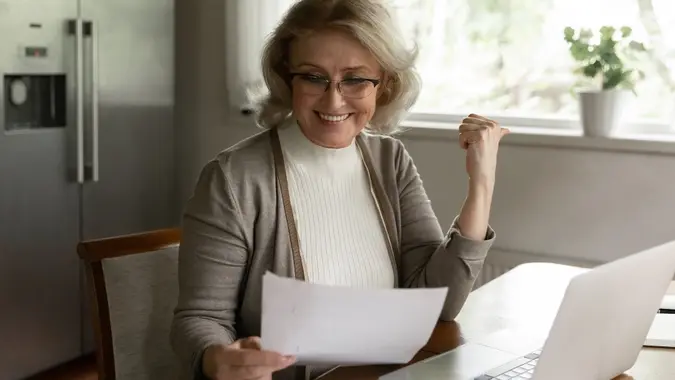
left=227, top=364, right=290, bottom=380
left=238, top=337, right=296, bottom=370
left=465, top=114, right=497, bottom=125
left=458, top=122, right=489, bottom=133
left=461, top=130, right=484, bottom=142
left=500, top=127, right=510, bottom=136
left=468, top=113, right=490, bottom=121
left=460, top=117, right=490, bottom=127
left=241, top=336, right=263, bottom=350
left=224, top=348, right=295, bottom=367
left=459, top=130, right=484, bottom=149
left=468, top=113, right=499, bottom=126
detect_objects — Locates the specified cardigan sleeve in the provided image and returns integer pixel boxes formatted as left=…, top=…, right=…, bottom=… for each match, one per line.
left=170, top=160, right=246, bottom=379
left=395, top=141, right=495, bottom=321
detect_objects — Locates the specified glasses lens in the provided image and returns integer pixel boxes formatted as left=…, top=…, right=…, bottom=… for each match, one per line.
left=341, top=80, right=375, bottom=99
left=293, top=75, right=327, bottom=95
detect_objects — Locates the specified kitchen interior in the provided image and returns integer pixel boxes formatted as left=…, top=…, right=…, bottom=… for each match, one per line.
left=1, top=0, right=176, bottom=378
left=4, top=0, right=675, bottom=379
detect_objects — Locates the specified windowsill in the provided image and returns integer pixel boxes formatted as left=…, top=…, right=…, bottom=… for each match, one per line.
left=398, top=120, right=675, bottom=156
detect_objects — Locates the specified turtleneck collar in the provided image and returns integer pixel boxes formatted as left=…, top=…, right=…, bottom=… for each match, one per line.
left=276, top=118, right=361, bottom=171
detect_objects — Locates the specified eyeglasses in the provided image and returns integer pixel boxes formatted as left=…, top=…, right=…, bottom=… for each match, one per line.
left=289, top=73, right=380, bottom=99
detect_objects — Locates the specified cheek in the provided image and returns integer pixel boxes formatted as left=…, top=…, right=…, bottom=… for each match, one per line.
left=350, top=94, right=378, bottom=119
left=292, top=93, right=317, bottom=116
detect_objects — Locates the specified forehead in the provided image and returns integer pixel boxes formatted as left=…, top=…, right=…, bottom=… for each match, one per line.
left=288, top=29, right=381, bottom=75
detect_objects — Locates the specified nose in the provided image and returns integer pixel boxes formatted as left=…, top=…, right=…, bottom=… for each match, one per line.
left=321, top=81, right=346, bottom=109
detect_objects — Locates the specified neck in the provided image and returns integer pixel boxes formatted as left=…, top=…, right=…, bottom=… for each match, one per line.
left=276, top=119, right=360, bottom=171
left=297, top=123, right=354, bottom=150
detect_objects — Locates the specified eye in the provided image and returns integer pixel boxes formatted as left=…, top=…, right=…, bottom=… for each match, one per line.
left=342, top=78, right=369, bottom=86
left=298, top=74, right=328, bottom=84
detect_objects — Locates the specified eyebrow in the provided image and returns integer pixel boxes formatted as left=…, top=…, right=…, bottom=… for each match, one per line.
left=293, top=63, right=374, bottom=74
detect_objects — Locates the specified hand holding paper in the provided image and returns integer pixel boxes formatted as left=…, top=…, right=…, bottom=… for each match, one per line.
left=260, top=272, right=448, bottom=366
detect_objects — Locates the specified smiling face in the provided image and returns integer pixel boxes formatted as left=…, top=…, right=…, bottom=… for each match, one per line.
left=288, top=29, right=382, bottom=148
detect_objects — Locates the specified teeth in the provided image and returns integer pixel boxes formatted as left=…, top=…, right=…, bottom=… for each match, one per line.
left=319, top=113, right=349, bottom=122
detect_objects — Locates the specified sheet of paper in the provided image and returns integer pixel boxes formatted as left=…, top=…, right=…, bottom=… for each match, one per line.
left=644, top=314, right=675, bottom=348
left=260, top=272, right=448, bottom=366
left=661, top=294, right=675, bottom=310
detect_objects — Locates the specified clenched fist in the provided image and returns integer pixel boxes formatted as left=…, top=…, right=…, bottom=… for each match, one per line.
left=458, top=114, right=509, bottom=187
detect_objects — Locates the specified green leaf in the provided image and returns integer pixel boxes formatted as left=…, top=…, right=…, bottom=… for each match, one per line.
left=629, top=41, right=646, bottom=51
left=603, top=68, right=632, bottom=90
left=582, top=61, right=601, bottom=78
left=600, top=51, right=622, bottom=66
left=579, top=28, right=593, bottom=40
left=563, top=26, right=575, bottom=42
left=569, top=43, right=593, bottom=61
left=620, top=26, right=632, bottom=38
left=599, top=26, right=615, bottom=40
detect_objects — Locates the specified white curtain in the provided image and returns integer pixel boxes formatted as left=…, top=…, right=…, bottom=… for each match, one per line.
left=225, top=0, right=292, bottom=112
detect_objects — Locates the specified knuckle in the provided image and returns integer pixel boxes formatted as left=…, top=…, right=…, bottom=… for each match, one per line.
left=215, top=367, right=232, bottom=380
left=243, top=366, right=262, bottom=378
left=233, top=366, right=259, bottom=378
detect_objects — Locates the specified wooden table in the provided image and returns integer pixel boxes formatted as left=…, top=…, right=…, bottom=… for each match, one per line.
left=321, top=263, right=675, bottom=380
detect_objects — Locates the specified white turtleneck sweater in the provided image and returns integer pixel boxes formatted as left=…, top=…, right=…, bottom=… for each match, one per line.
left=277, top=121, right=395, bottom=289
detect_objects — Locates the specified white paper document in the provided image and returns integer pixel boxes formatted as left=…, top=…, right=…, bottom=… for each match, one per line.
left=662, top=294, right=675, bottom=310
left=644, top=314, right=675, bottom=348
left=260, top=272, right=448, bottom=366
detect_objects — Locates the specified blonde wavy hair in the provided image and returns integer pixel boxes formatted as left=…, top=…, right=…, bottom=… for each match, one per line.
left=254, top=0, right=421, bottom=134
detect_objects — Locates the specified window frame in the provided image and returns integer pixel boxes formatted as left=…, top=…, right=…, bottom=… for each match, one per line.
left=405, top=111, right=675, bottom=137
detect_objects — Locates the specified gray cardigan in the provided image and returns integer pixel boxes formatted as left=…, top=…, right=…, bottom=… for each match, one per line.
left=170, top=127, right=495, bottom=380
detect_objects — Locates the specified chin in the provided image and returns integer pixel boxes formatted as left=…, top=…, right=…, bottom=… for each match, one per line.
left=309, top=112, right=363, bottom=146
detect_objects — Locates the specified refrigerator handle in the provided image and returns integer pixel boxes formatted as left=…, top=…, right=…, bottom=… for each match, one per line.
left=71, top=18, right=85, bottom=184
left=89, top=20, right=100, bottom=182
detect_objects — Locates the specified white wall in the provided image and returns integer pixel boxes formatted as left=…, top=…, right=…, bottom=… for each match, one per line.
left=398, top=132, right=675, bottom=265
left=175, top=0, right=267, bottom=206
left=176, top=0, right=675, bottom=266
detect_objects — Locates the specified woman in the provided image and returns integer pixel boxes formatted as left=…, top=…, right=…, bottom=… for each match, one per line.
left=170, top=0, right=505, bottom=379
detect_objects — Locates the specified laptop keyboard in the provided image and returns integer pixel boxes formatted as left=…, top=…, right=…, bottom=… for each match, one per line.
left=473, top=349, right=541, bottom=380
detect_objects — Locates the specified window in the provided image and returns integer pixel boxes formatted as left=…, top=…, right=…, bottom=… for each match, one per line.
left=389, top=0, right=675, bottom=132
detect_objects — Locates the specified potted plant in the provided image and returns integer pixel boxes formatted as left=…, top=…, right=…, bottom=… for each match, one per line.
left=563, top=26, right=646, bottom=137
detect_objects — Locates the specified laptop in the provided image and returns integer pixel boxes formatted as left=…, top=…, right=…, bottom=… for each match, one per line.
left=380, top=240, right=675, bottom=380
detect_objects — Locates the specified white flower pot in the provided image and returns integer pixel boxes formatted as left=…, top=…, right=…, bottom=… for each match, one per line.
left=578, top=90, right=632, bottom=137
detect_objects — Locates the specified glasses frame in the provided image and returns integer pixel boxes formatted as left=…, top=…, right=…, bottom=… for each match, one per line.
left=288, top=73, right=381, bottom=99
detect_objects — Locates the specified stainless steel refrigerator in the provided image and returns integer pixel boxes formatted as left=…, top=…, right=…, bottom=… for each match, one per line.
left=0, top=0, right=176, bottom=378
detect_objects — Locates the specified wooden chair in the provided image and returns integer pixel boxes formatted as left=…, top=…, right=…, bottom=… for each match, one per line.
left=78, top=228, right=181, bottom=380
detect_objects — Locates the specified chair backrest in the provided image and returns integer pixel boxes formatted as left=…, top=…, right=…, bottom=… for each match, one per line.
left=77, top=228, right=181, bottom=380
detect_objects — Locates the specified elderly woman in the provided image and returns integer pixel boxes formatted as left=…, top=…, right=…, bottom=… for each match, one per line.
left=170, top=0, right=506, bottom=379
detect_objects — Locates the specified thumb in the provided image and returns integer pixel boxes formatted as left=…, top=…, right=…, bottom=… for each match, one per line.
left=500, top=127, right=510, bottom=136
left=240, top=336, right=263, bottom=350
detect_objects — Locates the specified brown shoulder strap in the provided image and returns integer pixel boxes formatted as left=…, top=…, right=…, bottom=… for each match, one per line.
left=270, top=128, right=306, bottom=281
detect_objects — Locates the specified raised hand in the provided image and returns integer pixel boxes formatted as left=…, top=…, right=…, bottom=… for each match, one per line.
left=458, top=114, right=509, bottom=187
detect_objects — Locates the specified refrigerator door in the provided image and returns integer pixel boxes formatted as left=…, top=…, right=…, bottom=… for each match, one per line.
left=0, top=1, right=84, bottom=378
left=79, top=0, right=176, bottom=241
left=77, top=0, right=176, bottom=352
